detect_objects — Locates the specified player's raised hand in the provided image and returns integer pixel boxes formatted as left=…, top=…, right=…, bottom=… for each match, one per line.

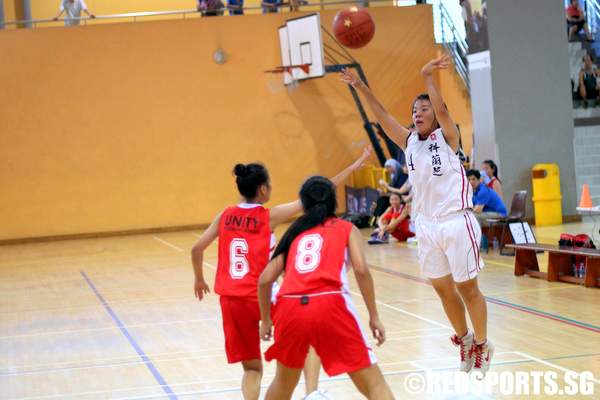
left=340, top=68, right=365, bottom=89
left=370, top=317, right=386, bottom=346
left=352, top=146, right=373, bottom=170
left=194, top=279, right=210, bottom=301
left=421, top=54, right=452, bottom=77
left=260, top=319, right=273, bottom=341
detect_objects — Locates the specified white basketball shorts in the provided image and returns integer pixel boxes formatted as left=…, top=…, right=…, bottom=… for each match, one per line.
left=415, top=210, right=484, bottom=282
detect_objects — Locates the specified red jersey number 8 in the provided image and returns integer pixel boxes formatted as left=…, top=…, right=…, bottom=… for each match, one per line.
left=295, top=234, right=323, bottom=273
left=230, top=238, right=249, bottom=279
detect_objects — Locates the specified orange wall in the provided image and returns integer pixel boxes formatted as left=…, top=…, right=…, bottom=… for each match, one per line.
left=3, top=0, right=17, bottom=22
left=0, top=6, right=471, bottom=240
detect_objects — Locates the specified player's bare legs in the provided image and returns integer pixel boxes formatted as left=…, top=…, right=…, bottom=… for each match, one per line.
left=456, top=278, right=487, bottom=343
left=348, top=365, right=394, bottom=400
left=265, top=362, right=302, bottom=400
left=456, top=277, right=493, bottom=376
left=430, top=275, right=468, bottom=337
left=241, top=359, right=263, bottom=400
left=303, top=346, right=321, bottom=394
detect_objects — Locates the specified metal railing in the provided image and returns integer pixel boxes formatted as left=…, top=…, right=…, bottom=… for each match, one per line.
left=439, top=1, right=470, bottom=91
left=0, top=0, right=394, bottom=29
left=586, top=0, right=600, bottom=37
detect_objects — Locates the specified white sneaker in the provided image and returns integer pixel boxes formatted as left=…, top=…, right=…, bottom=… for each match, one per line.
left=470, top=339, right=494, bottom=378
left=406, top=237, right=418, bottom=245
left=304, top=389, right=330, bottom=400
left=450, top=331, right=474, bottom=372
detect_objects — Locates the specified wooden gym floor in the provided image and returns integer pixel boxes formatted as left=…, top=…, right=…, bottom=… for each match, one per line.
left=1, top=220, right=599, bottom=399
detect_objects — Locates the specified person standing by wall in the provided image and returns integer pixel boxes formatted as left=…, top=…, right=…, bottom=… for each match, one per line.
left=53, top=0, right=95, bottom=26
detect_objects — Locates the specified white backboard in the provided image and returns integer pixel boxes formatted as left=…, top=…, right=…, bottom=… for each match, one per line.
left=278, top=13, right=325, bottom=85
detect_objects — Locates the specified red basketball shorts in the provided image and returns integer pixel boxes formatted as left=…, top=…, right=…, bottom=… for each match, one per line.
left=265, top=293, right=376, bottom=376
left=219, top=296, right=261, bottom=363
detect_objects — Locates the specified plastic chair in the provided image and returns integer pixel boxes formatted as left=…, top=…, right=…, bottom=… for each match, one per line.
left=486, top=190, right=528, bottom=255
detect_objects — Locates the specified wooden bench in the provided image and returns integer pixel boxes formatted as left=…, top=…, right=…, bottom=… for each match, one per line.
left=507, top=243, right=600, bottom=288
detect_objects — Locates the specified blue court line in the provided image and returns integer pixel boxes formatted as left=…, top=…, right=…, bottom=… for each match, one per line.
left=80, top=271, right=178, bottom=400
left=484, top=297, right=600, bottom=334
left=125, top=352, right=600, bottom=399
left=367, top=264, right=600, bottom=334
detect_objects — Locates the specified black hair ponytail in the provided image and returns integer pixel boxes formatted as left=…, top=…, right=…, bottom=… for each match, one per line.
left=271, top=176, right=337, bottom=265
left=482, top=160, right=500, bottom=181
left=233, top=163, right=269, bottom=200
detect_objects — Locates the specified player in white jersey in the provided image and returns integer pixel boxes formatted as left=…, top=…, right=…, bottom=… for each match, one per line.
left=340, top=55, right=493, bottom=376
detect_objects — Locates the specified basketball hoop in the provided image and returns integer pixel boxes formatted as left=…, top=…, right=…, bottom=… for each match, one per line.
left=264, top=63, right=309, bottom=93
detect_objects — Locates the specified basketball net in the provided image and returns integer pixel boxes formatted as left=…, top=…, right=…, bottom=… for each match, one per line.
left=264, top=64, right=309, bottom=94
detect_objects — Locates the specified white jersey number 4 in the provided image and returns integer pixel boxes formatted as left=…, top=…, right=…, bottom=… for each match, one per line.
left=230, top=238, right=249, bottom=279
left=295, top=234, right=323, bottom=273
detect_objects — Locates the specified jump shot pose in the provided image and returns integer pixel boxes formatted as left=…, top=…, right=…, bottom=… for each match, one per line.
left=340, top=55, right=493, bottom=376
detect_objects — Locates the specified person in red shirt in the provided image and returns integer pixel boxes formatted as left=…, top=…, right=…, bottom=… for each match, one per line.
left=191, top=149, right=370, bottom=400
left=258, top=176, right=394, bottom=400
left=566, top=0, right=593, bottom=41
left=480, top=160, right=504, bottom=202
left=368, top=193, right=414, bottom=244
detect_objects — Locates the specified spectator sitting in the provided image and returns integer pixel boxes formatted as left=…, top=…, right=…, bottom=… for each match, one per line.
left=262, top=0, right=280, bottom=14
left=53, top=0, right=95, bottom=26
left=467, top=169, right=507, bottom=225
left=227, top=0, right=243, bottom=15
left=373, top=159, right=410, bottom=217
left=578, top=54, right=600, bottom=107
left=198, top=0, right=224, bottom=16
left=566, top=0, right=593, bottom=41
left=368, top=193, right=415, bottom=244
left=395, top=148, right=409, bottom=187
left=480, top=159, right=504, bottom=201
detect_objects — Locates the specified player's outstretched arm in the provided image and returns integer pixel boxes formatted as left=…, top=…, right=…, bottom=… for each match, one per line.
left=348, top=226, right=386, bottom=346
left=329, top=146, right=372, bottom=187
left=421, top=55, right=460, bottom=152
left=190, top=212, right=221, bottom=301
left=258, top=254, right=286, bottom=340
left=340, top=68, right=410, bottom=150
left=269, top=147, right=372, bottom=230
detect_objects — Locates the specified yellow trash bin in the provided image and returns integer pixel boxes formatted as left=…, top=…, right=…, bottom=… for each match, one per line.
left=351, top=165, right=389, bottom=189
left=531, top=163, right=563, bottom=226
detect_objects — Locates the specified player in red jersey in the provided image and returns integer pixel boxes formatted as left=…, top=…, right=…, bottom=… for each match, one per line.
left=191, top=149, right=370, bottom=400
left=258, top=176, right=394, bottom=400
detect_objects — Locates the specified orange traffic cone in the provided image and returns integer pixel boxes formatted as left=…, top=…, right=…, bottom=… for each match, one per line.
left=579, top=184, right=593, bottom=208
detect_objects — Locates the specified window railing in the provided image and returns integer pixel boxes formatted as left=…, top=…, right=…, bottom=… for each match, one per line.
left=439, top=1, right=470, bottom=91
left=586, top=0, right=600, bottom=36
left=1, top=0, right=396, bottom=28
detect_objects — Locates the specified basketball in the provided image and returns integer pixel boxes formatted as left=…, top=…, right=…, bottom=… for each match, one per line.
left=332, top=6, right=375, bottom=49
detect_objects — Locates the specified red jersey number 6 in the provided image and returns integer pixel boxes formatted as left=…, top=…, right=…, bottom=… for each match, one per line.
left=230, top=238, right=249, bottom=279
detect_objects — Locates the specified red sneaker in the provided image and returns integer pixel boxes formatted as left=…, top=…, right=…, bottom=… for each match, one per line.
left=470, top=340, right=494, bottom=378
left=450, top=331, right=474, bottom=372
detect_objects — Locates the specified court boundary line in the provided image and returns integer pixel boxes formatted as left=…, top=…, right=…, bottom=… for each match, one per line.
left=7, top=350, right=600, bottom=399
left=348, top=290, right=452, bottom=330
left=0, top=317, right=219, bottom=340
left=485, top=297, right=600, bottom=334
left=515, top=351, right=600, bottom=385
left=2, top=330, right=449, bottom=377
left=80, top=271, right=178, bottom=400
left=152, top=236, right=184, bottom=252
left=367, top=264, right=600, bottom=334
left=102, top=352, right=600, bottom=400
